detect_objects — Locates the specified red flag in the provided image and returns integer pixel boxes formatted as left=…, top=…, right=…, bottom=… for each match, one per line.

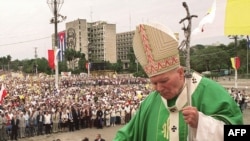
left=0, top=84, right=7, bottom=104
left=48, top=50, right=55, bottom=69
left=85, top=62, right=89, bottom=69
left=231, top=56, right=240, bottom=70
left=235, top=56, right=240, bottom=70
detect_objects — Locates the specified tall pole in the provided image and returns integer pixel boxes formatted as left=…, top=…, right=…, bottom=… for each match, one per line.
left=234, top=36, right=238, bottom=88
left=229, top=35, right=238, bottom=88
left=47, top=0, right=65, bottom=89
left=54, top=0, right=59, bottom=89
left=34, top=47, right=38, bottom=75
left=247, top=36, right=249, bottom=78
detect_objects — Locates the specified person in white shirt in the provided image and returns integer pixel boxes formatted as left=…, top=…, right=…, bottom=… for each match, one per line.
left=61, top=110, right=68, bottom=132
left=110, top=107, right=116, bottom=127
left=52, top=110, right=60, bottom=133
left=120, top=106, right=126, bottom=125
left=44, top=111, right=51, bottom=134
left=124, top=104, right=131, bottom=124
left=104, top=107, right=111, bottom=127
left=91, top=107, right=97, bottom=128
left=19, top=112, right=26, bottom=138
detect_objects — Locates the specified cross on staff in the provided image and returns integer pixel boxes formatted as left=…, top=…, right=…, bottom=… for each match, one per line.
left=179, top=2, right=197, bottom=78
left=178, top=2, right=197, bottom=141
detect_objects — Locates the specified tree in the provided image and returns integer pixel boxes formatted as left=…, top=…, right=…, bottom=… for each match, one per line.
left=112, top=59, right=123, bottom=73
left=6, top=55, right=11, bottom=71
left=127, top=47, right=136, bottom=73
left=36, top=57, right=52, bottom=74
left=64, top=48, right=86, bottom=72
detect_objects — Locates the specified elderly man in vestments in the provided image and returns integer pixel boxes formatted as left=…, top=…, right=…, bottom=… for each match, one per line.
left=113, top=23, right=243, bottom=141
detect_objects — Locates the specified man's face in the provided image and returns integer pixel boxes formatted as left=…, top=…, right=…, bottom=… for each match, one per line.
left=150, top=67, right=185, bottom=100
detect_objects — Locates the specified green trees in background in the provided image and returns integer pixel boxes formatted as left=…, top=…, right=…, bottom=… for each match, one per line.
left=1, top=38, right=249, bottom=78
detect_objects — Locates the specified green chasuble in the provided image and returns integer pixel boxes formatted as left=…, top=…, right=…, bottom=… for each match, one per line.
left=113, top=73, right=243, bottom=141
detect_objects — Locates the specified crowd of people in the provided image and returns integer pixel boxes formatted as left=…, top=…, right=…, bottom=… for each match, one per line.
left=0, top=72, right=151, bottom=141
left=0, top=70, right=249, bottom=141
left=227, top=87, right=249, bottom=112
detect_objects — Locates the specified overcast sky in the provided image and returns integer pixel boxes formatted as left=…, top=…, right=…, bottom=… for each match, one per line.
left=0, top=0, right=231, bottom=60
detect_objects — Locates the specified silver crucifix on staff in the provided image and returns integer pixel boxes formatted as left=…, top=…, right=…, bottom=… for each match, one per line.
left=178, top=2, right=197, bottom=141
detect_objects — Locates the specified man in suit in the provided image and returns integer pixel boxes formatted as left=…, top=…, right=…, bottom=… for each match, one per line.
left=36, top=111, right=44, bottom=135
left=11, top=114, right=19, bottom=141
left=96, top=107, right=103, bottom=129
left=94, top=133, right=105, bottom=141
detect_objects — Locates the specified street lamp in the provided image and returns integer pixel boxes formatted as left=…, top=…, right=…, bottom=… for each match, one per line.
left=47, top=0, right=66, bottom=89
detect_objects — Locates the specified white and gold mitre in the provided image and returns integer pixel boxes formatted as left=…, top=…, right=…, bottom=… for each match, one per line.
left=133, top=23, right=180, bottom=77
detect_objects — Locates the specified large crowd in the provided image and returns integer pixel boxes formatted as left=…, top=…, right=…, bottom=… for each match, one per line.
left=0, top=72, right=152, bottom=141
left=227, top=87, right=249, bottom=112
left=0, top=72, right=249, bottom=141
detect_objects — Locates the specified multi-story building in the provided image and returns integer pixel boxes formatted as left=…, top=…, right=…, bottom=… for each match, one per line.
left=87, top=21, right=116, bottom=63
left=51, top=19, right=121, bottom=68
left=116, top=31, right=135, bottom=69
left=65, top=19, right=89, bottom=59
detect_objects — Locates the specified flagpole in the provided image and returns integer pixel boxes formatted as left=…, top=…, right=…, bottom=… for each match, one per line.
left=247, top=36, right=249, bottom=78
left=235, top=69, right=238, bottom=88
left=47, top=0, right=66, bottom=89
left=88, top=62, right=90, bottom=77
left=228, top=35, right=239, bottom=88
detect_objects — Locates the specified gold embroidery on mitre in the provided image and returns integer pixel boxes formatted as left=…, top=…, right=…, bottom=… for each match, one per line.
left=162, top=117, right=170, bottom=140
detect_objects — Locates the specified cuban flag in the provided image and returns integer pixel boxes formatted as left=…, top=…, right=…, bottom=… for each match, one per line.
left=58, top=31, right=66, bottom=61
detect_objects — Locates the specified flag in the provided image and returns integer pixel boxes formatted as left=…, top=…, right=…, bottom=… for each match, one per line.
left=0, top=84, right=7, bottom=104
left=58, top=31, right=66, bottom=61
left=224, top=0, right=250, bottom=35
left=48, top=50, right=55, bottom=69
left=85, top=62, right=91, bottom=70
left=231, top=57, right=240, bottom=70
left=54, top=48, right=60, bottom=67
left=85, top=62, right=88, bottom=70
left=192, top=0, right=216, bottom=35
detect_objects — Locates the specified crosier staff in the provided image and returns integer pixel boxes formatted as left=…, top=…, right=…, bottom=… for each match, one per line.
left=178, top=2, right=197, bottom=141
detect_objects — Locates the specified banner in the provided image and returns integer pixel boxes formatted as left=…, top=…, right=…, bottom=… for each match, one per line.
left=61, top=71, right=71, bottom=77
left=192, top=0, right=216, bottom=35
left=48, top=50, right=55, bottom=69
left=224, top=0, right=250, bottom=35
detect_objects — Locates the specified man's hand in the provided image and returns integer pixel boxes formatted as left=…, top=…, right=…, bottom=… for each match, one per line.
left=182, top=106, right=199, bottom=128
